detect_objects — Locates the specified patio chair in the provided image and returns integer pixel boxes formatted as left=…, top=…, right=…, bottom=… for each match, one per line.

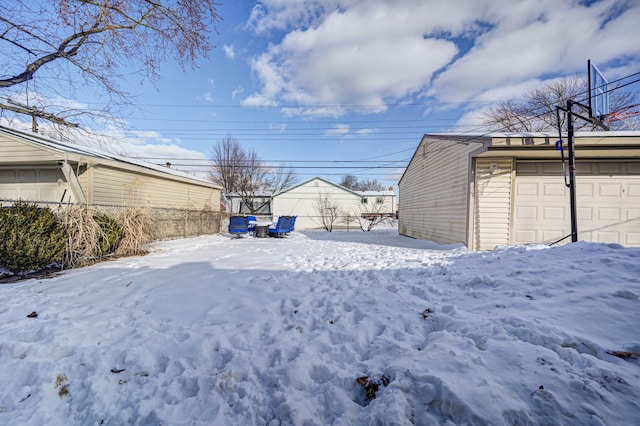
left=268, top=216, right=294, bottom=238
left=286, top=215, right=297, bottom=234
left=228, top=216, right=249, bottom=237
left=247, top=215, right=257, bottom=232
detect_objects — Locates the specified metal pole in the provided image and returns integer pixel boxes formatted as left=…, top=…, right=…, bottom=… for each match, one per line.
left=566, top=100, right=578, bottom=242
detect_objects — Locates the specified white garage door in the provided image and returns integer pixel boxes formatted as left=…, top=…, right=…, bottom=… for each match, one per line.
left=513, top=161, right=640, bottom=246
left=0, top=167, right=66, bottom=204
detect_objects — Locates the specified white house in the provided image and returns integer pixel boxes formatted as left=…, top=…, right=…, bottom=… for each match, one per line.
left=398, top=132, right=640, bottom=250
left=272, top=177, right=396, bottom=230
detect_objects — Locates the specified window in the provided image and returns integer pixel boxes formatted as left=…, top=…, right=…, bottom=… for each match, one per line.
left=376, top=197, right=383, bottom=204
left=361, top=197, right=368, bottom=204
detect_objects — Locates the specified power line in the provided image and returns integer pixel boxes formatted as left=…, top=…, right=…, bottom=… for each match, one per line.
left=134, top=157, right=410, bottom=163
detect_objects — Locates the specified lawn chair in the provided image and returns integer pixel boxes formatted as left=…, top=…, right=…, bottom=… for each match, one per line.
left=268, top=216, right=293, bottom=238
left=228, top=216, right=249, bottom=237
left=286, top=215, right=297, bottom=234
left=247, top=215, right=257, bottom=232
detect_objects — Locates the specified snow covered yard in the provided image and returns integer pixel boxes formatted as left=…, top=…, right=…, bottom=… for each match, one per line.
left=1, top=230, right=639, bottom=425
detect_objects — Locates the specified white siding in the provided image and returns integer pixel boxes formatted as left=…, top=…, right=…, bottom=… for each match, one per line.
left=0, top=133, right=60, bottom=163
left=273, top=178, right=362, bottom=230
left=473, top=158, right=514, bottom=250
left=399, top=137, right=482, bottom=245
left=513, top=161, right=640, bottom=246
left=0, top=166, right=68, bottom=204
left=360, top=193, right=396, bottom=216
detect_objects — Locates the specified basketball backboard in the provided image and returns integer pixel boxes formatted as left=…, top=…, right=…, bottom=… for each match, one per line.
left=588, top=60, right=609, bottom=119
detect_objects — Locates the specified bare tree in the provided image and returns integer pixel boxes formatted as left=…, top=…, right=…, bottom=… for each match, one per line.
left=209, top=136, right=246, bottom=194
left=339, top=175, right=385, bottom=191
left=339, top=175, right=359, bottom=190
left=346, top=195, right=393, bottom=232
left=209, top=136, right=296, bottom=214
left=313, top=193, right=342, bottom=232
left=0, top=0, right=221, bottom=128
left=481, top=76, right=637, bottom=132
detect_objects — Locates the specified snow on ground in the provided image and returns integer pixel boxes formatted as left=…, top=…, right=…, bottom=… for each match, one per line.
left=1, top=229, right=639, bottom=425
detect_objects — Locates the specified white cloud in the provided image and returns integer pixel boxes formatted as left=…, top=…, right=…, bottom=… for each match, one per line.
left=325, top=124, right=350, bottom=136
left=231, top=86, right=245, bottom=100
left=244, top=1, right=460, bottom=114
left=244, top=0, right=640, bottom=119
left=223, top=45, right=236, bottom=60
left=429, top=0, right=640, bottom=103
left=201, top=92, right=215, bottom=102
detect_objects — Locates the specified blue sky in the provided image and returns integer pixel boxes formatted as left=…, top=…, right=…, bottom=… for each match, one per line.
left=4, top=0, right=640, bottom=190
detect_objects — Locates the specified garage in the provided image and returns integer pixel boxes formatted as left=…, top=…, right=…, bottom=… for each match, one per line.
left=400, top=131, right=640, bottom=250
left=513, top=161, right=640, bottom=246
left=0, top=166, right=67, bottom=204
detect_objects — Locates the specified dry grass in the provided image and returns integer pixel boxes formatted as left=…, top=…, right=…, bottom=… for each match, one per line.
left=114, top=207, right=153, bottom=257
left=58, top=206, right=152, bottom=268
left=58, top=206, right=103, bottom=269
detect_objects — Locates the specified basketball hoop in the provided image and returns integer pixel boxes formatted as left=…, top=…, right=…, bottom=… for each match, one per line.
left=602, top=103, right=640, bottom=130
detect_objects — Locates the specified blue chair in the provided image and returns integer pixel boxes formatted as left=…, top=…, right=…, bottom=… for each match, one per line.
left=286, top=216, right=297, bottom=234
left=268, top=216, right=294, bottom=238
left=228, top=216, right=249, bottom=237
left=247, top=215, right=257, bottom=232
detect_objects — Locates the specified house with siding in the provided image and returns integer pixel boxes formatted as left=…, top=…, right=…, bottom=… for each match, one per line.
left=0, top=126, right=222, bottom=239
left=272, top=176, right=396, bottom=230
left=398, top=132, right=640, bottom=250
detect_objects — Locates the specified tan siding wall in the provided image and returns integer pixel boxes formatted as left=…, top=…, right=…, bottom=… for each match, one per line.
left=77, top=165, right=91, bottom=203
left=273, top=179, right=362, bottom=230
left=90, top=166, right=218, bottom=210
left=88, top=166, right=221, bottom=238
left=0, top=134, right=61, bottom=163
left=399, top=138, right=479, bottom=245
left=473, top=158, right=514, bottom=250
left=0, top=166, right=69, bottom=204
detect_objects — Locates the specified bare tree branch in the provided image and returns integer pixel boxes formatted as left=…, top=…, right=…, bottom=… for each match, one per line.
left=481, top=76, right=639, bottom=132
left=313, top=192, right=341, bottom=232
left=209, top=136, right=297, bottom=215
left=0, top=0, right=221, bottom=128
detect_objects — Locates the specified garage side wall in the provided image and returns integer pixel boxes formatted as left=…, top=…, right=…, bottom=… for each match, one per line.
left=399, top=138, right=480, bottom=245
left=473, top=158, right=514, bottom=250
left=81, top=165, right=221, bottom=238
left=0, top=133, right=59, bottom=163
left=84, top=165, right=217, bottom=209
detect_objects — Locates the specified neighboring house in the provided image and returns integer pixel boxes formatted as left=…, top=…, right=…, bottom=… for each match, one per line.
left=399, top=132, right=640, bottom=250
left=359, top=189, right=396, bottom=219
left=0, top=125, right=222, bottom=239
left=224, top=192, right=272, bottom=215
left=272, top=176, right=396, bottom=230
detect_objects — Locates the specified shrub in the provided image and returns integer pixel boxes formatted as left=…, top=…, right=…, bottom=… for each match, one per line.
left=93, top=212, right=124, bottom=255
left=0, top=201, right=67, bottom=275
